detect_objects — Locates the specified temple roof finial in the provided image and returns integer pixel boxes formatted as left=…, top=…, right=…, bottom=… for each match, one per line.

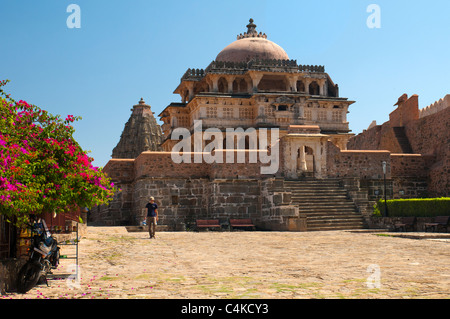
left=247, top=18, right=257, bottom=34
left=237, top=18, right=267, bottom=40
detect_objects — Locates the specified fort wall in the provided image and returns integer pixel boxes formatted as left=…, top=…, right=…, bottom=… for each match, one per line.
left=348, top=94, right=449, bottom=197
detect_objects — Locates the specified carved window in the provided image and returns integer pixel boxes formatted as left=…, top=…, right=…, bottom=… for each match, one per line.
left=239, top=107, right=254, bottom=119
left=265, top=105, right=274, bottom=116
left=318, top=110, right=327, bottom=121
left=206, top=107, right=217, bottom=118
left=304, top=109, right=312, bottom=121
left=332, top=110, right=342, bottom=122
left=178, top=116, right=189, bottom=127
left=223, top=107, right=234, bottom=119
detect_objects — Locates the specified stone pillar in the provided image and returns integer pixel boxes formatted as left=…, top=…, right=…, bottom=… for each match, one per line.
left=299, top=146, right=307, bottom=171
left=225, top=75, right=235, bottom=94
left=210, top=76, right=219, bottom=93
left=187, top=82, right=195, bottom=101
left=287, top=75, right=298, bottom=92
left=319, top=79, right=325, bottom=96
left=249, top=72, right=263, bottom=93
left=245, top=78, right=253, bottom=94
left=303, top=78, right=311, bottom=94
left=314, top=144, right=322, bottom=178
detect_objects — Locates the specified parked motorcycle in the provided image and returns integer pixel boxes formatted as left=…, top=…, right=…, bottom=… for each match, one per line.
left=17, top=218, right=60, bottom=293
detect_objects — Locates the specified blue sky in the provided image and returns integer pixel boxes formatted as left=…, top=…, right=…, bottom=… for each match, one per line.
left=1, top=0, right=449, bottom=167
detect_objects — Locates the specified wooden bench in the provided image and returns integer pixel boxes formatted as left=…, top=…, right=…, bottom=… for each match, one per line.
left=230, top=219, right=255, bottom=231
left=424, top=216, right=450, bottom=232
left=393, top=217, right=417, bottom=232
left=196, top=219, right=221, bottom=231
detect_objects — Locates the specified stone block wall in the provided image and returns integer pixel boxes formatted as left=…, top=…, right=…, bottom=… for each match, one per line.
left=404, top=107, right=449, bottom=197
left=132, top=178, right=209, bottom=228
left=391, top=154, right=427, bottom=178
left=326, top=142, right=391, bottom=179
left=347, top=95, right=449, bottom=197
left=134, top=152, right=209, bottom=179
left=92, top=176, right=299, bottom=230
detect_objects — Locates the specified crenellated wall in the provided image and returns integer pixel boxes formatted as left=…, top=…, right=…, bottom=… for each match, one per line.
left=419, top=94, right=450, bottom=118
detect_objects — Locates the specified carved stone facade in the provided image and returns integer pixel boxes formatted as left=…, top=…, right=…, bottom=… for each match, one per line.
left=159, top=20, right=352, bottom=180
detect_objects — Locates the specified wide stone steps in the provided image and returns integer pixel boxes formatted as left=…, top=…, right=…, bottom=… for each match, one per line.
left=285, top=179, right=365, bottom=231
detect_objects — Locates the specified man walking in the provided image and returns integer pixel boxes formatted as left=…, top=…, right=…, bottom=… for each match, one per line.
left=146, top=197, right=158, bottom=239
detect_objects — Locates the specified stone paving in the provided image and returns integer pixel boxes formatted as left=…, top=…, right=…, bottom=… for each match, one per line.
left=2, top=227, right=449, bottom=299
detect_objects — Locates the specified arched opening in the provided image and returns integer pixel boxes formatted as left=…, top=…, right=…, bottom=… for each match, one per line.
left=218, top=77, right=228, bottom=93
left=257, top=75, right=288, bottom=92
left=296, top=80, right=305, bottom=93
left=194, top=83, right=209, bottom=95
left=309, top=81, right=320, bottom=95
left=239, top=78, right=248, bottom=93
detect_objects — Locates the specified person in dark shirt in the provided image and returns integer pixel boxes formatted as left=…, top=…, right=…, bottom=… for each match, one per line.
left=145, top=197, right=158, bottom=239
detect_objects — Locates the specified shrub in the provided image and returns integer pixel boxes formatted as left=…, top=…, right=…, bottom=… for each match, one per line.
left=0, top=80, right=116, bottom=225
left=375, top=198, right=450, bottom=217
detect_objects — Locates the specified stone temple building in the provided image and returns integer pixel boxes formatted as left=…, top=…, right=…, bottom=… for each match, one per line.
left=90, top=19, right=449, bottom=231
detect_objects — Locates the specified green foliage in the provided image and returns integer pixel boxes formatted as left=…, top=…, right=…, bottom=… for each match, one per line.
left=372, top=203, right=381, bottom=217
left=374, top=198, right=450, bottom=217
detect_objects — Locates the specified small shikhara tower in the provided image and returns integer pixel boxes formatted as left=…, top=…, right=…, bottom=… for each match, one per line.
left=158, top=19, right=355, bottom=179
left=112, top=98, right=163, bottom=159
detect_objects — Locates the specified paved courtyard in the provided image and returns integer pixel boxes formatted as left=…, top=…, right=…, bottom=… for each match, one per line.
left=2, top=227, right=450, bottom=299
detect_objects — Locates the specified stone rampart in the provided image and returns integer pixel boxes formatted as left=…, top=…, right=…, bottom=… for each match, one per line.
left=419, top=94, right=450, bottom=118
left=347, top=94, right=449, bottom=197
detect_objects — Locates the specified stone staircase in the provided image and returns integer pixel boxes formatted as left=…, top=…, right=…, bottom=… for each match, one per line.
left=285, top=179, right=365, bottom=231
left=393, top=127, right=413, bottom=153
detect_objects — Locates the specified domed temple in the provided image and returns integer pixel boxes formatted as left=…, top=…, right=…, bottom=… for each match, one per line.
left=91, top=20, right=448, bottom=231
left=160, top=19, right=351, bottom=179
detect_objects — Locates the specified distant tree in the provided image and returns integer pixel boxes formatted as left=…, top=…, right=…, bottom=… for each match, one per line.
left=0, top=80, right=115, bottom=225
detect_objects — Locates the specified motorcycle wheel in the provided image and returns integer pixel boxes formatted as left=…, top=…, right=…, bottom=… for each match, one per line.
left=17, top=261, right=41, bottom=294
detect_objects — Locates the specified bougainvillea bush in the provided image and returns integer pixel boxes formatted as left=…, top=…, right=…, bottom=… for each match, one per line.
left=0, top=80, right=115, bottom=224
